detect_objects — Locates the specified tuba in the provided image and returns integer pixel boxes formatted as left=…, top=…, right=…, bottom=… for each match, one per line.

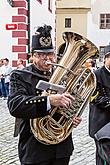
left=30, top=32, right=99, bottom=145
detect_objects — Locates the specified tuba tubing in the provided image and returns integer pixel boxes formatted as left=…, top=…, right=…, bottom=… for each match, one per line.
left=30, top=32, right=99, bottom=145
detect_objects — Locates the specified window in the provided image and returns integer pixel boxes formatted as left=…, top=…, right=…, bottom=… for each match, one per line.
left=65, top=18, right=71, bottom=28
left=100, top=14, right=110, bottom=29
left=37, top=0, right=42, bottom=4
left=48, top=0, right=52, bottom=13
left=99, top=46, right=106, bottom=62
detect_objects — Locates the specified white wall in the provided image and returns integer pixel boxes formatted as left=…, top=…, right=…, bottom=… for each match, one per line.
left=0, top=0, right=55, bottom=64
left=87, top=0, right=110, bottom=48
left=0, top=0, right=17, bottom=63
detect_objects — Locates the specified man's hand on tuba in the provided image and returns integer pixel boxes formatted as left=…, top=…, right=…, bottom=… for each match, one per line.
left=49, top=93, right=82, bottom=128
left=72, top=117, right=82, bottom=128
left=49, top=93, right=75, bottom=109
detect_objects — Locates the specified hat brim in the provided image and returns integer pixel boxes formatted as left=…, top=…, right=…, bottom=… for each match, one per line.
left=104, top=52, right=110, bottom=58
left=34, top=49, right=54, bottom=53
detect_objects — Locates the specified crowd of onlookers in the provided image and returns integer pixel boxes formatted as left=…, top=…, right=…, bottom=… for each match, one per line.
left=0, top=56, right=33, bottom=100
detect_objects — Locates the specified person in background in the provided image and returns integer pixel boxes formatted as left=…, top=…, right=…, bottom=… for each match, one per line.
left=8, top=24, right=81, bottom=165
left=17, top=58, right=25, bottom=70
left=0, top=59, right=4, bottom=67
left=0, top=59, right=4, bottom=98
left=27, top=53, right=34, bottom=66
left=85, top=58, right=97, bottom=71
left=89, top=51, right=110, bottom=165
left=0, top=58, right=12, bottom=99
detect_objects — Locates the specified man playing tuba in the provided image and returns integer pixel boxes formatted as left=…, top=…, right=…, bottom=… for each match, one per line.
left=8, top=24, right=81, bottom=165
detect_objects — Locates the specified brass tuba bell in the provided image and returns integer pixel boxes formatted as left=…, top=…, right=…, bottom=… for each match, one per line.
left=30, top=32, right=99, bottom=145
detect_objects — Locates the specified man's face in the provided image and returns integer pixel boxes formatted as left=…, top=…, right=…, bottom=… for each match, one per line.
left=105, top=56, right=110, bottom=69
left=33, top=52, right=56, bottom=71
left=3, top=60, right=8, bottom=66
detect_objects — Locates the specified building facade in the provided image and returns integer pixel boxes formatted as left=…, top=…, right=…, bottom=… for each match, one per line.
left=56, top=0, right=110, bottom=63
left=87, top=0, right=110, bottom=62
left=56, top=0, right=91, bottom=54
left=0, top=0, right=55, bottom=67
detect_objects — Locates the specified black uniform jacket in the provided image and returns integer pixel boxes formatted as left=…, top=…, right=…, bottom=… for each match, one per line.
left=89, top=66, right=110, bottom=138
left=7, top=64, right=74, bottom=164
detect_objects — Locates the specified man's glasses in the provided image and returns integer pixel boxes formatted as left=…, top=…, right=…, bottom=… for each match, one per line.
left=33, top=52, right=54, bottom=58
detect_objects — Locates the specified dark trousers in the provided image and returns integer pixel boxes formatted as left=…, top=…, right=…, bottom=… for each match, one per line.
left=21, top=157, right=70, bottom=165
left=1, top=78, right=9, bottom=97
left=0, top=82, right=2, bottom=96
left=5, top=82, right=9, bottom=96
left=95, top=140, right=110, bottom=165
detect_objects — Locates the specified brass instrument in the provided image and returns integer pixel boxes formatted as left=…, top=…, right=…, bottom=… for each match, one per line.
left=30, top=32, right=99, bottom=145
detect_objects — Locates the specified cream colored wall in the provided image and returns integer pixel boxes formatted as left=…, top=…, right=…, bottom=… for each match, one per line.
left=56, top=0, right=91, bottom=8
left=56, top=9, right=89, bottom=48
left=56, top=0, right=91, bottom=50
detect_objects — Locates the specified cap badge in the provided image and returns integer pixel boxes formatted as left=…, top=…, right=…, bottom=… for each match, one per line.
left=39, top=36, right=52, bottom=47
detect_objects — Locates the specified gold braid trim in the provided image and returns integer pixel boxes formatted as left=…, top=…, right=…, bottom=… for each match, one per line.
left=90, top=91, right=99, bottom=102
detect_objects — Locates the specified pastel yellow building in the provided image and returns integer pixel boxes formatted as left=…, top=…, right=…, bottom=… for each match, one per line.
left=56, top=0, right=91, bottom=53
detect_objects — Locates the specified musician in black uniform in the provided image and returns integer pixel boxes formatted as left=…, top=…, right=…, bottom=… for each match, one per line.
left=89, top=50, right=110, bottom=165
left=8, top=25, right=81, bottom=165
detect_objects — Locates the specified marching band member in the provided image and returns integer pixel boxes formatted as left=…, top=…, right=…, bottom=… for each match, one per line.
left=89, top=51, right=110, bottom=165
left=8, top=24, right=81, bottom=165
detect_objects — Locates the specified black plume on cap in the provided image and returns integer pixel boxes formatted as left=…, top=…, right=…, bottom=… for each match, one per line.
left=32, top=24, right=54, bottom=53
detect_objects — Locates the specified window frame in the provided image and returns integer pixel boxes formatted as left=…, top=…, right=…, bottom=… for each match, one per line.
left=100, top=13, right=110, bottom=29
left=65, top=18, right=71, bottom=28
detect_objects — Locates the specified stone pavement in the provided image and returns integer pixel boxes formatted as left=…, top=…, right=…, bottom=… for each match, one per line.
left=69, top=104, right=96, bottom=165
left=0, top=100, right=96, bottom=165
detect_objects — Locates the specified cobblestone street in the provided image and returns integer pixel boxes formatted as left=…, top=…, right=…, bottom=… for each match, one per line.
left=0, top=100, right=96, bottom=165
left=69, top=104, right=96, bottom=165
